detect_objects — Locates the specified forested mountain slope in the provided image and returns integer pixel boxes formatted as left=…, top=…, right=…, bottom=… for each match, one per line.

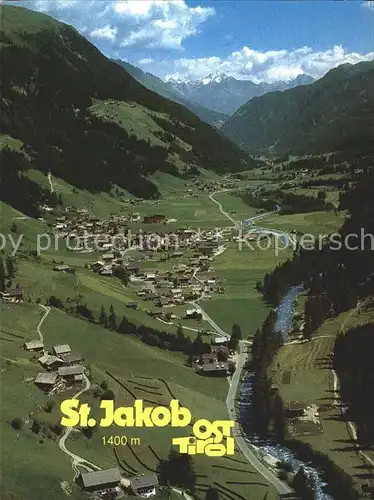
left=0, top=5, right=252, bottom=214
left=222, top=61, right=374, bottom=156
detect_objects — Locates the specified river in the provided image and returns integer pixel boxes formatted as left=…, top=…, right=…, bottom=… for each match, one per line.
left=239, top=285, right=333, bottom=500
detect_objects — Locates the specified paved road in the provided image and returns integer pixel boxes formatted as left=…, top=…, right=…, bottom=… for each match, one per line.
left=209, top=190, right=240, bottom=228
left=226, top=341, right=292, bottom=495
left=187, top=191, right=294, bottom=495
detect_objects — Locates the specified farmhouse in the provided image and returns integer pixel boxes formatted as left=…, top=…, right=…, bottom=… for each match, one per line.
left=185, top=308, right=202, bottom=319
left=130, top=473, right=158, bottom=497
left=38, top=354, right=64, bottom=370
left=126, top=302, right=139, bottom=310
left=285, top=401, right=306, bottom=418
left=24, top=340, right=44, bottom=352
left=60, top=352, right=84, bottom=365
left=198, top=362, right=228, bottom=377
left=53, top=264, right=71, bottom=272
left=127, top=263, right=140, bottom=275
left=58, top=365, right=85, bottom=382
left=34, top=372, right=60, bottom=392
left=212, top=336, right=228, bottom=346
left=53, top=344, right=71, bottom=356
left=200, top=353, right=216, bottom=364
left=79, top=468, right=121, bottom=493
left=143, top=214, right=166, bottom=224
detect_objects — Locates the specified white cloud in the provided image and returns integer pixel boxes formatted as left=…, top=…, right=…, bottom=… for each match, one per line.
left=91, top=25, right=117, bottom=42
left=362, top=1, right=374, bottom=12
left=164, top=45, right=374, bottom=83
left=26, top=0, right=215, bottom=50
left=137, top=58, right=154, bottom=65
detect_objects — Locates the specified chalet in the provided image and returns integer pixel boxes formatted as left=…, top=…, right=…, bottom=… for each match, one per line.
left=185, top=309, right=202, bottom=319
left=102, top=253, right=115, bottom=262
left=171, top=288, right=183, bottom=299
left=24, top=340, right=44, bottom=352
left=38, top=354, right=64, bottom=370
left=178, top=276, right=192, bottom=286
left=58, top=365, right=85, bottom=382
left=53, top=344, right=71, bottom=356
left=130, top=473, right=159, bottom=497
left=126, top=302, right=139, bottom=310
left=100, top=268, right=113, bottom=276
left=285, top=401, right=306, bottom=418
left=198, top=244, right=217, bottom=255
left=143, top=214, right=166, bottom=224
left=60, top=352, right=84, bottom=365
left=157, top=297, right=172, bottom=307
left=92, top=261, right=105, bottom=272
left=127, top=263, right=140, bottom=275
left=53, top=265, right=71, bottom=272
left=79, top=468, right=121, bottom=493
left=200, top=353, right=216, bottom=364
left=34, top=372, right=60, bottom=392
left=212, top=337, right=227, bottom=346
left=198, top=362, right=228, bottom=377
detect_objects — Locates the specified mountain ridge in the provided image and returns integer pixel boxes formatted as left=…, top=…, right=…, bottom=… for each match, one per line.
left=112, top=59, right=228, bottom=127
left=222, top=60, right=374, bottom=155
left=165, top=72, right=315, bottom=115
left=0, top=5, right=253, bottom=215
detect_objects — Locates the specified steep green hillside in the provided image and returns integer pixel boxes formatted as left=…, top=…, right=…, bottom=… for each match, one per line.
left=0, top=5, right=252, bottom=215
left=222, top=61, right=374, bottom=155
left=113, top=60, right=228, bottom=127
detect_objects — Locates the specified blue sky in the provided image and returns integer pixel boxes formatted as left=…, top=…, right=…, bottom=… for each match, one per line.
left=13, top=0, right=374, bottom=82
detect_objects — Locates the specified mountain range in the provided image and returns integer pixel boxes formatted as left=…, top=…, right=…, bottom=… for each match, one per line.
left=222, top=60, right=374, bottom=156
left=166, top=72, right=315, bottom=115
left=112, top=60, right=228, bottom=127
left=0, top=5, right=254, bottom=215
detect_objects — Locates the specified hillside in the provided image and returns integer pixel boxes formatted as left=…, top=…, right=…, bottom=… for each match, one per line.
left=112, top=60, right=228, bottom=127
left=222, top=61, right=374, bottom=155
left=0, top=5, right=253, bottom=215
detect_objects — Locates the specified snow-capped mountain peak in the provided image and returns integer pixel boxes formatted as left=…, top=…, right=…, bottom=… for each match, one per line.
left=200, top=73, right=229, bottom=85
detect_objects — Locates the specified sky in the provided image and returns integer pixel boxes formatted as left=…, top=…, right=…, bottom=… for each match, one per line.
left=11, top=0, right=374, bottom=83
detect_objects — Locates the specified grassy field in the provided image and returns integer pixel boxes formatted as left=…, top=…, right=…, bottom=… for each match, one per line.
left=257, top=210, right=345, bottom=236
left=269, top=305, right=374, bottom=495
left=201, top=243, right=292, bottom=335
left=0, top=302, right=277, bottom=500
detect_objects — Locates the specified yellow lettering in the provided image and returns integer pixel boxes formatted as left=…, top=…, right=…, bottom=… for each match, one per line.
left=114, top=407, right=135, bottom=427
left=151, top=406, right=171, bottom=427
left=170, top=400, right=191, bottom=427
left=100, top=400, right=114, bottom=427
left=134, top=400, right=153, bottom=427
left=60, top=399, right=80, bottom=427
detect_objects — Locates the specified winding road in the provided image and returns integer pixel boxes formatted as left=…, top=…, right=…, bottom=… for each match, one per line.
left=195, top=189, right=294, bottom=495
left=36, top=304, right=101, bottom=478
left=37, top=305, right=51, bottom=344
left=58, top=374, right=101, bottom=478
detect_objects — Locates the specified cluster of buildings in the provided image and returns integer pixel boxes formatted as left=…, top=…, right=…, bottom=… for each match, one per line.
left=77, top=468, right=159, bottom=498
left=195, top=339, right=231, bottom=377
left=24, top=340, right=85, bottom=393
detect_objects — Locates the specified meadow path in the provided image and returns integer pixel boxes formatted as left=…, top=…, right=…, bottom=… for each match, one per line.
left=37, top=305, right=51, bottom=344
